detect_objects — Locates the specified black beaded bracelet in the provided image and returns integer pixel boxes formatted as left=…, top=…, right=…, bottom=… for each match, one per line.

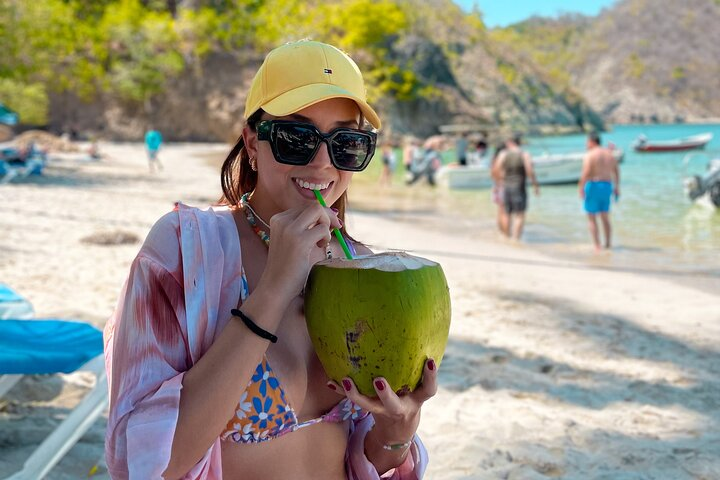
left=231, top=308, right=278, bottom=343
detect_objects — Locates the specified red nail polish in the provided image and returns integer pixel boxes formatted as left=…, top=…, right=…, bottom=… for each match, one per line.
left=342, top=379, right=352, bottom=391
left=375, top=380, right=385, bottom=391
left=428, top=359, right=436, bottom=371
left=327, top=383, right=336, bottom=391
left=331, top=207, right=339, bottom=213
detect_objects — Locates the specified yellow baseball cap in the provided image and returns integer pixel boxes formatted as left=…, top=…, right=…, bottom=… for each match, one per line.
left=244, top=40, right=381, bottom=129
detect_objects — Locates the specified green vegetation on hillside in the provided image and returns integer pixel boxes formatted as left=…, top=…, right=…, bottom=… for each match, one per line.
left=0, top=0, right=480, bottom=125
left=488, top=15, right=589, bottom=95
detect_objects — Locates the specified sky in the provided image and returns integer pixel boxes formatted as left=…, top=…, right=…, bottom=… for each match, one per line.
left=455, top=0, right=618, bottom=28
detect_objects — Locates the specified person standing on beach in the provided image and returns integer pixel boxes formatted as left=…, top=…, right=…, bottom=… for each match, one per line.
left=144, top=128, right=163, bottom=173
left=579, top=132, right=620, bottom=251
left=492, top=135, right=539, bottom=241
left=406, top=136, right=443, bottom=186
left=402, top=136, right=422, bottom=182
left=472, top=139, right=488, bottom=165
left=490, top=142, right=508, bottom=236
left=379, top=143, right=396, bottom=187
left=455, top=132, right=468, bottom=166
left=104, top=40, right=435, bottom=479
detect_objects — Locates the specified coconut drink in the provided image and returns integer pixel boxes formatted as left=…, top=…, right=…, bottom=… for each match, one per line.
left=304, top=252, right=451, bottom=397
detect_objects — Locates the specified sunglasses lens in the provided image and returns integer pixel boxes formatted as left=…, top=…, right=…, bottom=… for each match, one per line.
left=331, top=133, right=373, bottom=171
left=275, top=124, right=319, bottom=164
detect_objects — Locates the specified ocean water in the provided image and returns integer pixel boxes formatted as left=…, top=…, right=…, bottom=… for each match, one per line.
left=356, top=123, right=720, bottom=293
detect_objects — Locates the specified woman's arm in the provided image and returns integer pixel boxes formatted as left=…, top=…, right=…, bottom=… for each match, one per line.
left=168, top=203, right=342, bottom=477
left=107, top=205, right=343, bottom=479
left=346, top=414, right=428, bottom=480
left=106, top=213, right=286, bottom=479
left=349, top=360, right=436, bottom=476
left=165, top=288, right=291, bottom=478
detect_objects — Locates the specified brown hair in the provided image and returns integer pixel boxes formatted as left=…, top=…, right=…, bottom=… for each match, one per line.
left=218, top=109, right=353, bottom=238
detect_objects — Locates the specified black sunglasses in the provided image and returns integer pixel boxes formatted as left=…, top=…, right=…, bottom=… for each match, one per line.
left=256, top=120, right=377, bottom=172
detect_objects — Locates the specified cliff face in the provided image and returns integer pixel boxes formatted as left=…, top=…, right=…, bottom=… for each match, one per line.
left=380, top=35, right=605, bottom=137
left=49, top=51, right=261, bottom=142
left=505, top=0, right=720, bottom=124
left=572, top=0, right=720, bottom=123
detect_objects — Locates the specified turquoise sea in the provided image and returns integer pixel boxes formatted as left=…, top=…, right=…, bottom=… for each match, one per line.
left=377, top=124, right=720, bottom=293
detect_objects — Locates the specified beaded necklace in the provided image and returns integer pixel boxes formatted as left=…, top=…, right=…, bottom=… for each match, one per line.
left=240, top=192, right=270, bottom=246
left=240, top=192, right=332, bottom=258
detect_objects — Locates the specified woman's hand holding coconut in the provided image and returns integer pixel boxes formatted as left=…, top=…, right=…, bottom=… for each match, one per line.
left=328, top=358, right=439, bottom=473
left=105, top=40, right=445, bottom=480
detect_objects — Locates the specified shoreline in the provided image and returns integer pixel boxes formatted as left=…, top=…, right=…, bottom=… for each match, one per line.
left=1, top=142, right=719, bottom=479
left=347, top=180, right=720, bottom=297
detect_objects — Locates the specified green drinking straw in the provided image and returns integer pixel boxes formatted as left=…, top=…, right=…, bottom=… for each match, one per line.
left=313, top=190, right=353, bottom=260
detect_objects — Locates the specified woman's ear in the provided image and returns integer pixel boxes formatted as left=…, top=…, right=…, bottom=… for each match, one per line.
left=242, top=125, right=258, bottom=159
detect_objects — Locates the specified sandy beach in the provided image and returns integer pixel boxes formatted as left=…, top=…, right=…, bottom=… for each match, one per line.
left=1, top=142, right=719, bottom=479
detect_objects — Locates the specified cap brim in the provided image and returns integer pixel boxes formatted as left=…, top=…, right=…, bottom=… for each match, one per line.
left=261, top=83, right=381, bottom=130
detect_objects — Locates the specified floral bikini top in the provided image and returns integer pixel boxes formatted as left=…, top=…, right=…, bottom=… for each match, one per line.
left=220, top=267, right=368, bottom=444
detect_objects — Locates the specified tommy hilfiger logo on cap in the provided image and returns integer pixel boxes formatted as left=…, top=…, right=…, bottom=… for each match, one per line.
left=324, top=68, right=333, bottom=74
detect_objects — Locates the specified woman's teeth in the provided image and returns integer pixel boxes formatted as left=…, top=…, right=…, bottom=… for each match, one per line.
left=295, top=179, right=330, bottom=190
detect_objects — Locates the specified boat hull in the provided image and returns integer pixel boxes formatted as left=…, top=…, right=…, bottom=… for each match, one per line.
left=634, top=133, right=712, bottom=152
left=437, top=150, right=623, bottom=189
left=635, top=143, right=708, bottom=152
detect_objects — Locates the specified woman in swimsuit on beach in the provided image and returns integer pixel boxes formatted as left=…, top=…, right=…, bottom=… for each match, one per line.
left=104, top=40, right=436, bottom=479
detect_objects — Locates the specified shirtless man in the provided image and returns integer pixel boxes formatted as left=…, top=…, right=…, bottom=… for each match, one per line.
left=579, top=132, right=620, bottom=251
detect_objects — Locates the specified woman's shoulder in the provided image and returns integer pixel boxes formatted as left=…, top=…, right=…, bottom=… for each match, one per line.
left=352, top=241, right=373, bottom=256
left=148, top=203, right=234, bottom=233
left=141, top=204, right=238, bottom=264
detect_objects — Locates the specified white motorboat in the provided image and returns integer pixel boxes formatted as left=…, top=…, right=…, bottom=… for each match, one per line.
left=436, top=149, right=624, bottom=189
left=634, top=132, right=713, bottom=152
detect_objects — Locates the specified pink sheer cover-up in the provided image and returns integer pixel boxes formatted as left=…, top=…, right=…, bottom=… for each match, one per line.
left=104, top=204, right=428, bottom=479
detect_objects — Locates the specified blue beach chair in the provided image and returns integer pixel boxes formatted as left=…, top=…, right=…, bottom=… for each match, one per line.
left=0, top=144, right=46, bottom=185
left=0, top=319, right=107, bottom=480
left=0, top=284, right=34, bottom=320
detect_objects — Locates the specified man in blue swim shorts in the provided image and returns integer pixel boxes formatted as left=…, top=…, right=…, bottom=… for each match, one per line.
left=579, top=132, right=620, bottom=251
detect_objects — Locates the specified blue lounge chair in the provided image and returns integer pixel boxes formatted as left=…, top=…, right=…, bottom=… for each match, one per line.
left=0, top=144, right=46, bottom=184
left=0, top=284, right=34, bottom=320
left=0, top=319, right=107, bottom=480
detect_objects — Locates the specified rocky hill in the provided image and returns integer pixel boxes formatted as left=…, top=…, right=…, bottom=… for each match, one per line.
left=501, top=0, right=720, bottom=124
left=42, top=0, right=607, bottom=141
left=575, top=0, right=720, bottom=123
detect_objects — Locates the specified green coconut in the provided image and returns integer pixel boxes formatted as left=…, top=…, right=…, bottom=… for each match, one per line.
left=304, top=252, right=451, bottom=397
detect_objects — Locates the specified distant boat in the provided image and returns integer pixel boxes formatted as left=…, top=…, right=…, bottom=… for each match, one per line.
left=633, top=132, right=713, bottom=152
left=436, top=149, right=624, bottom=189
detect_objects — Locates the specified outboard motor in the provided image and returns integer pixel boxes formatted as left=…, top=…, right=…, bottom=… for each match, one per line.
left=707, top=160, right=720, bottom=207
left=684, top=175, right=705, bottom=201
left=685, top=158, right=720, bottom=206
left=710, top=182, right=720, bottom=207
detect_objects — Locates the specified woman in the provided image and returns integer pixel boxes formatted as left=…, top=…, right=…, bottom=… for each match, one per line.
left=378, top=143, right=396, bottom=186
left=490, top=142, right=508, bottom=236
left=104, top=40, right=435, bottom=479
